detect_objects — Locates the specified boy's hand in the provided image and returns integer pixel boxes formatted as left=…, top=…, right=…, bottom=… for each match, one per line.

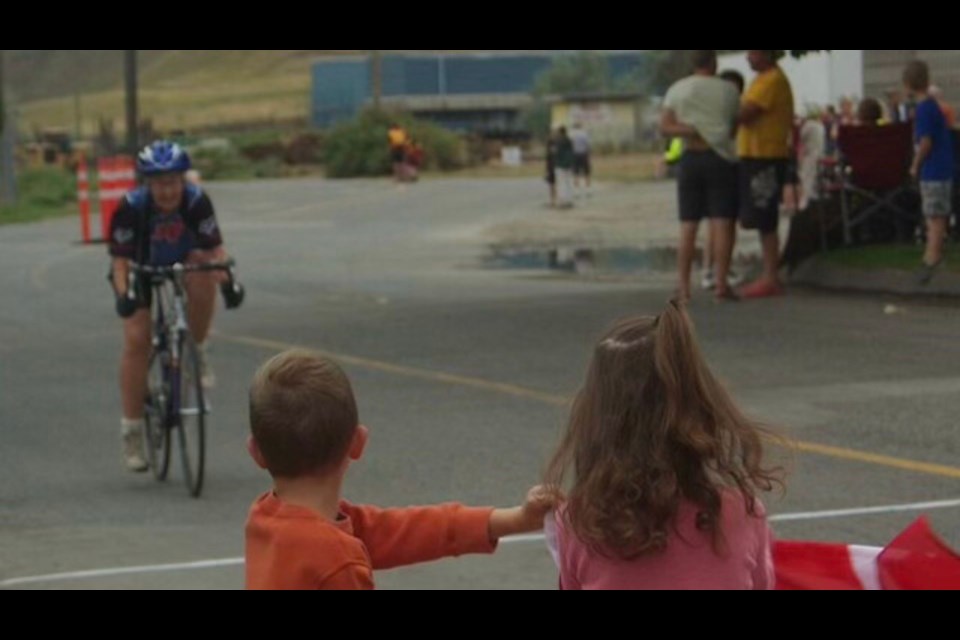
left=522, top=485, right=564, bottom=527
left=489, top=486, right=565, bottom=541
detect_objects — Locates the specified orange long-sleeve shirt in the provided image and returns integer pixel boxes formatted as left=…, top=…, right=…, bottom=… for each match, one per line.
left=245, top=492, right=497, bottom=590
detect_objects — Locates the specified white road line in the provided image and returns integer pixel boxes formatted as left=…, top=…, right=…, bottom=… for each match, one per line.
left=2, top=558, right=243, bottom=588
left=768, top=498, right=960, bottom=523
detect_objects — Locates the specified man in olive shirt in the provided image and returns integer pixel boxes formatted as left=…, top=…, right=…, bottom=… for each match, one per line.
left=737, top=50, right=795, bottom=299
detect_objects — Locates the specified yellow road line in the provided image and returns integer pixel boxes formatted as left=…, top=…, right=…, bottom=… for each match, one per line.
left=219, top=332, right=960, bottom=481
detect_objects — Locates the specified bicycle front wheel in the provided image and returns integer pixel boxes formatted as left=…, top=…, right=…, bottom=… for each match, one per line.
left=174, top=332, right=206, bottom=498
left=144, top=351, right=172, bottom=482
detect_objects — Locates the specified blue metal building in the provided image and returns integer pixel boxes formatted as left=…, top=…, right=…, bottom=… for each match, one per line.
left=311, top=51, right=648, bottom=134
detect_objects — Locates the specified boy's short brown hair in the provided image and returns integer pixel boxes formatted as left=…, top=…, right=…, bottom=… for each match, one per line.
left=903, top=60, right=931, bottom=93
left=250, top=350, right=359, bottom=478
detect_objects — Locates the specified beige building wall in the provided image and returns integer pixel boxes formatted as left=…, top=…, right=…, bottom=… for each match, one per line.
left=864, top=50, right=960, bottom=105
left=552, top=100, right=641, bottom=148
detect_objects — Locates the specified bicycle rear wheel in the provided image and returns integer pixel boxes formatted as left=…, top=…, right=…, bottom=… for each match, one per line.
left=143, top=351, right=172, bottom=482
left=174, top=331, right=206, bottom=498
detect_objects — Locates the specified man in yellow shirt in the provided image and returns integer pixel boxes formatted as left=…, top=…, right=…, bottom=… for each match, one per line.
left=737, top=50, right=795, bottom=299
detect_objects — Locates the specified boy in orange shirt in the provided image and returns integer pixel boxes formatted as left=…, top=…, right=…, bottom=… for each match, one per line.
left=245, top=349, right=557, bottom=590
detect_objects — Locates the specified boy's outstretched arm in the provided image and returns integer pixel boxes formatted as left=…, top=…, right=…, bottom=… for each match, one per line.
left=346, top=486, right=562, bottom=571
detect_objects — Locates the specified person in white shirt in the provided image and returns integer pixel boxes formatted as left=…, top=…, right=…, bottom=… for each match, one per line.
left=571, top=123, right=592, bottom=197
left=661, top=50, right=741, bottom=302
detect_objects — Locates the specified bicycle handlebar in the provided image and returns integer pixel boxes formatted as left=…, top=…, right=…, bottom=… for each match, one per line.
left=129, top=260, right=236, bottom=277
left=125, top=260, right=245, bottom=310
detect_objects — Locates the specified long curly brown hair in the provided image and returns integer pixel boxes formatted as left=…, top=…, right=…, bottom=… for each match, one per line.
left=545, top=301, right=784, bottom=560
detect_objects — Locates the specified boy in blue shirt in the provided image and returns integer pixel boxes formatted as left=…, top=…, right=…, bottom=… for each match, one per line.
left=905, top=61, right=955, bottom=285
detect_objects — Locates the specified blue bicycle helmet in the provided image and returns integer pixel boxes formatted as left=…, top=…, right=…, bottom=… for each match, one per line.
left=137, top=140, right=192, bottom=176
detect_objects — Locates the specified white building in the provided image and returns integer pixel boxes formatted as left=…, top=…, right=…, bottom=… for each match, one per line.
left=718, top=50, right=960, bottom=114
left=718, top=50, right=864, bottom=115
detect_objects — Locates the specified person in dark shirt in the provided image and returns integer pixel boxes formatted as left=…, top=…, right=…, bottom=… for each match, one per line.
left=108, top=140, right=233, bottom=472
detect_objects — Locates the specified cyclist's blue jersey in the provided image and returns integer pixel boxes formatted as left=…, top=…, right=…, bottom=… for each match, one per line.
left=108, top=184, right=223, bottom=267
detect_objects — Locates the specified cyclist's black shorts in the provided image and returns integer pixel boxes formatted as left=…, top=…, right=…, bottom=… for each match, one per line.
left=133, top=276, right=153, bottom=311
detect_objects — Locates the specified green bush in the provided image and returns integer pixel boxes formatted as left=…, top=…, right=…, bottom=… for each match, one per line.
left=410, top=121, right=465, bottom=171
left=239, top=141, right=287, bottom=163
left=324, top=109, right=466, bottom=178
left=0, top=167, right=77, bottom=225
left=226, top=129, right=325, bottom=165
left=251, top=157, right=285, bottom=179
left=285, top=132, right=324, bottom=165
left=228, top=128, right=290, bottom=150
left=190, top=147, right=256, bottom=180
left=19, top=167, right=76, bottom=209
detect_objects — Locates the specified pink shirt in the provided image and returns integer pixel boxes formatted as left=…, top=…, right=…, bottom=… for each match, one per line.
left=554, top=492, right=774, bottom=590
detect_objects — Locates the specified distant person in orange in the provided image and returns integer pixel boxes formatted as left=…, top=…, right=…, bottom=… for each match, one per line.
left=403, top=138, right=425, bottom=182
left=244, top=350, right=560, bottom=590
left=388, top=123, right=409, bottom=183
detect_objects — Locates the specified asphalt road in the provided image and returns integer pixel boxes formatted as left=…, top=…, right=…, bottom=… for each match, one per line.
left=2, top=178, right=958, bottom=589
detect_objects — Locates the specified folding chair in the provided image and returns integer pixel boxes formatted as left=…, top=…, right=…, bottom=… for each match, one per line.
left=817, top=123, right=919, bottom=247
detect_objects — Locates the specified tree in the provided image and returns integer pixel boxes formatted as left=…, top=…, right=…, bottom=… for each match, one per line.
left=720, top=50, right=827, bottom=59
left=524, top=52, right=615, bottom=141
left=533, top=51, right=612, bottom=96
left=648, top=51, right=693, bottom=94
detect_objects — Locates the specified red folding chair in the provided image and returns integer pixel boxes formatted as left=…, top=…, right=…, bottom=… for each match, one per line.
left=818, top=123, right=919, bottom=246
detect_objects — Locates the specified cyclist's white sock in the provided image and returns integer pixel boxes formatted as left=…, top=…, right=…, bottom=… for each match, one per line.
left=121, top=418, right=145, bottom=435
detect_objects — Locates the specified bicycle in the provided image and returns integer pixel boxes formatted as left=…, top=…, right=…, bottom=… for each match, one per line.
left=127, top=260, right=244, bottom=498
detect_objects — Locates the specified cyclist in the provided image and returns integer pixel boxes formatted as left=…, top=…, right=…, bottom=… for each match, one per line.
left=108, top=141, right=238, bottom=473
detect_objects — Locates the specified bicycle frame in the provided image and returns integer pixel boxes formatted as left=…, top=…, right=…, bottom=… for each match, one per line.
left=149, top=271, right=189, bottom=431
left=127, top=259, right=235, bottom=498
left=131, top=261, right=235, bottom=429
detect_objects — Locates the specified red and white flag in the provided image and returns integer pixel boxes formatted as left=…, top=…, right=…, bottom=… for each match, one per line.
left=775, top=517, right=960, bottom=591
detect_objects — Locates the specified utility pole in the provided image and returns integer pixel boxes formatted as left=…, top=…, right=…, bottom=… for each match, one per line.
left=125, top=50, right=139, bottom=154
left=0, top=49, right=17, bottom=206
left=74, top=92, right=83, bottom=140
left=0, top=50, right=5, bottom=135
